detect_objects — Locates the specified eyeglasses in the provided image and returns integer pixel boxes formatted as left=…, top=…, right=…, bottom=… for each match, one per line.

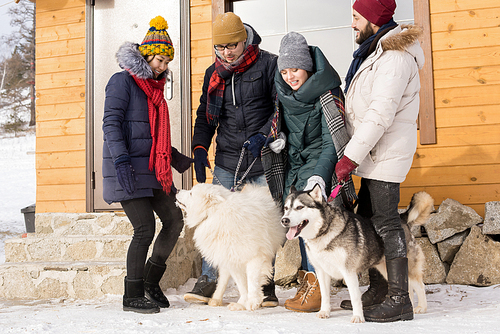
left=214, top=43, right=239, bottom=52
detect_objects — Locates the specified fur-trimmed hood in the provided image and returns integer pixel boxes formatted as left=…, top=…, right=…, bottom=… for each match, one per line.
left=115, top=41, right=167, bottom=80
left=381, top=24, right=424, bottom=69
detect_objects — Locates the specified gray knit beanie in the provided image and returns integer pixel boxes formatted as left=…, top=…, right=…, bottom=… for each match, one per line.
left=277, top=32, right=313, bottom=72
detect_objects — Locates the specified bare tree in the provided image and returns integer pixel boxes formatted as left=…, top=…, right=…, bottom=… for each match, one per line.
left=0, top=0, right=35, bottom=130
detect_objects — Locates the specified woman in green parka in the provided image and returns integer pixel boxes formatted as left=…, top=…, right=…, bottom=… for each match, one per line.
left=263, top=32, right=356, bottom=313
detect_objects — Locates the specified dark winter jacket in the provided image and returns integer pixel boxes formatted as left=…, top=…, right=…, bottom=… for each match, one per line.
left=191, top=24, right=277, bottom=179
left=102, top=42, right=186, bottom=204
left=274, top=46, right=341, bottom=198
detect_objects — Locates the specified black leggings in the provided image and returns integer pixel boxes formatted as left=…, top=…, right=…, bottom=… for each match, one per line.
left=121, top=188, right=184, bottom=279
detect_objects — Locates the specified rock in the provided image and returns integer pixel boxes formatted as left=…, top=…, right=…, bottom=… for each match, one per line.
left=446, top=226, right=500, bottom=286
left=416, top=237, right=447, bottom=284
left=482, top=201, right=500, bottom=235
left=437, top=230, right=470, bottom=264
left=426, top=198, right=482, bottom=244
left=275, top=239, right=301, bottom=284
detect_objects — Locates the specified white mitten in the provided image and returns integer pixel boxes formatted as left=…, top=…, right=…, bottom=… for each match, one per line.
left=269, top=132, right=286, bottom=153
left=304, top=175, right=327, bottom=201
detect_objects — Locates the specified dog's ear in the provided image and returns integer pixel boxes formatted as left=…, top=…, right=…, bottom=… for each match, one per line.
left=309, top=184, right=323, bottom=203
left=290, top=185, right=297, bottom=194
left=205, top=192, right=225, bottom=206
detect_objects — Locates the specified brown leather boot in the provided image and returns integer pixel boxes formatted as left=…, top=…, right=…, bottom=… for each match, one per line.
left=285, top=270, right=307, bottom=304
left=284, top=271, right=321, bottom=312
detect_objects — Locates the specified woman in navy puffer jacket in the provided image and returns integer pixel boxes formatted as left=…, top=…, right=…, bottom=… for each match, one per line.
left=102, top=17, right=193, bottom=314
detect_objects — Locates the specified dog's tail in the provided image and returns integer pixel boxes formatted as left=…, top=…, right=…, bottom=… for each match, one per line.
left=404, top=191, right=435, bottom=227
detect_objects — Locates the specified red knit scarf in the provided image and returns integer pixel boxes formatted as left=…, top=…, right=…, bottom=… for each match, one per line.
left=206, top=44, right=259, bottom=126
left=131, top=74, right=173, bottom=193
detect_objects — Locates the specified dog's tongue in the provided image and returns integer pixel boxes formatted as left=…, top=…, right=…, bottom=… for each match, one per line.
left=286, top=226, right=298, bottom=240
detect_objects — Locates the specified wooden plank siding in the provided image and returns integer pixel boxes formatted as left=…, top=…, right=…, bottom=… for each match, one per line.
left=35, top=0, right=87, bottom=213
left=32, top=0, right=498, bottom=217
left=190, top=0, right=218, bottom=184
left=401, top=0, right=500, bottom=216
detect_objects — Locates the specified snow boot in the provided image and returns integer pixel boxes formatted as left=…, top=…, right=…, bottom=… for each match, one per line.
left=123, top=277, right=160, bottom=314
left=183, top=275, right=217, bottom=304
left=340, top=267, right=388, bottom=310
left=364, top=257, right=413, bottom=322
left=143, top=258, right=170, bottom=308
left=262, top=279, right=279, bottom=307
left=284, top=271, right=321, bottom=312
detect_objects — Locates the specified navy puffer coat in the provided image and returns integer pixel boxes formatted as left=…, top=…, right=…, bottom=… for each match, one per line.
left=102, top=42, right=170, bottom=204
left=191, top=24, right=277, bottom=178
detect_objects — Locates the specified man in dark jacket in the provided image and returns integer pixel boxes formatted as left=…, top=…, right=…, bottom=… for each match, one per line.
left=184, top=12, right=278, bottom=307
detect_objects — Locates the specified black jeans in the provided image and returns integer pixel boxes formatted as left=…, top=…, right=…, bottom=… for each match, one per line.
left=356, top=178, right=406, bottom=260
left=121, top=188, right=184, bottom=279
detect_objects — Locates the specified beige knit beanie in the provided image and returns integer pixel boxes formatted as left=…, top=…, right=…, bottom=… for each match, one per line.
left=212, top=12, right=247, bottom=45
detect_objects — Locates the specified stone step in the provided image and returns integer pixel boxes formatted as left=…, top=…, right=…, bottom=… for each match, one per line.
left=0, top=227, right=201, bottom=300
left=34, top=213, right=135, bottom=237
left=0, top=212, right=202, bottom=300
left=0, top=261, right=126, bottom=299
left=5, top=235, right=132, bottom=263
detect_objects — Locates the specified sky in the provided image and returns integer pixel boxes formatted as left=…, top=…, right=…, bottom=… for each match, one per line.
left=1, top=133, right=500, bottom=333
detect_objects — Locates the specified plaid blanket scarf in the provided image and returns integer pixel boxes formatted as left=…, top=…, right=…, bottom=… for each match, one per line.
left=262, top=88, right=357, bottom=207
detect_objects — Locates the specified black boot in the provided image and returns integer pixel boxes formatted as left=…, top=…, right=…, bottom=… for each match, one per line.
left=262, top=279, right=279, bottom=307
left=340, top=268, right=388, bottom=310
left=183, top=275, right=217, bottom=304
left=123, top=277, right=160, bottom=314
left=364, top=257, right=413, bottom=322
left=144, top=259, right=170, bottom=308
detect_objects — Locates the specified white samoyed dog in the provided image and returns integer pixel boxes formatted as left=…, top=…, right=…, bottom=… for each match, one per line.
left=176, top=183, right=285, bottom=311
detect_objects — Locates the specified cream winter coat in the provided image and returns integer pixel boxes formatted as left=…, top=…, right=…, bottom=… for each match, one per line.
left=344, top=24, right=424, bottom=183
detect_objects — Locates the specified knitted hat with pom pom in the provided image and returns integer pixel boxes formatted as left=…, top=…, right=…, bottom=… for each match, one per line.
left=139, top=16, right=175, bottom=60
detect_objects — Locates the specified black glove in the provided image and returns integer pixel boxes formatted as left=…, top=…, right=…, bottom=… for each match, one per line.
left=193, top=147, right=210, bottom=183
left=171, top=147, right=195, bottom=173
left=114, top=155, right=136, bottom=195
left=243, top=133, right=266, bottom=158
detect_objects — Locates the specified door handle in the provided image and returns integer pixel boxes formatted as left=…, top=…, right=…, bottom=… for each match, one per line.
left=166, top=69, right=173, bottom=100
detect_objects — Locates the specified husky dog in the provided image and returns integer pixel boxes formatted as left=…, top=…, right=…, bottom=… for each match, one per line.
left=281, top=185, right=433, bottom=323
left=176, top=183, right=285, bottom=311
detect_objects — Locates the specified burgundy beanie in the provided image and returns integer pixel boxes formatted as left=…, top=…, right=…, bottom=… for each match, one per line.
left=353, top=0, right=396, bottom=26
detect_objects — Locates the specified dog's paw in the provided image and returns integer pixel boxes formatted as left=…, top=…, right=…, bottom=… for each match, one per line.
left=208, top=298, right=223, bottom=307
left=228, top=302, right=246, bottom=311
left=414, top=306, right=427, bottom=314
left=350, top=315, right=365, bottom=323
left=245, top=299, right=262, bottom=311
left=316, top=310, right=330, bottom=319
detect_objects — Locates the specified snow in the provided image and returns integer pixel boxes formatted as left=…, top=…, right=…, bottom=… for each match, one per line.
left=1, top=133, right=500, bottom=333
left=0, top=133, right=36, bottom=263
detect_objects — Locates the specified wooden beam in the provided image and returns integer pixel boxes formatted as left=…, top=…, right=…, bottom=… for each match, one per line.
left=414, top=0, right=437, bottom=145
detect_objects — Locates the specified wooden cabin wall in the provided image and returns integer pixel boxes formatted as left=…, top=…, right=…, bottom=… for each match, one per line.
left=190, top=0, right=216, bottom=184
left=401, top=0, right=500, bottom=216
left=35, top=0, right=87, bottom=213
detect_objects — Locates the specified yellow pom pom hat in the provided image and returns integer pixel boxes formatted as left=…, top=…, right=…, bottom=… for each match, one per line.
left=139, top=16, right=175, bottom=60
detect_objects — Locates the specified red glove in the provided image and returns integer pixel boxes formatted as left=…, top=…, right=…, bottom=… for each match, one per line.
left=335, top=156, right=358, bottom=182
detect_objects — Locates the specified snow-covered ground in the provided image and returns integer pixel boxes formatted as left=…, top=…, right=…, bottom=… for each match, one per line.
left=1, top=133, right=500, bottom=333
left=0, top=133, right=36, bottom=263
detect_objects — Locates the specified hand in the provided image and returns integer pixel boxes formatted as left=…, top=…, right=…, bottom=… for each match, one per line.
left=335, top=156, right=357, bottom=183
left=243, top=133, right=266, bottom=158
left=171, top=147, right=194, bottom=173
left=304, top=175, right=327, bottom=201
left=193, top=147, right=210, bottom=183
left=114, top=156, right=136, bottom=195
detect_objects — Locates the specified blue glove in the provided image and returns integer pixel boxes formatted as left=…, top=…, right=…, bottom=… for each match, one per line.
left=193, top=147, right=210, bottom=183
left=243, top=133, right=266, bottom=158
left=171, top=147, right=194, bottom=173
left=114, top=155, right=136, bottom=195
